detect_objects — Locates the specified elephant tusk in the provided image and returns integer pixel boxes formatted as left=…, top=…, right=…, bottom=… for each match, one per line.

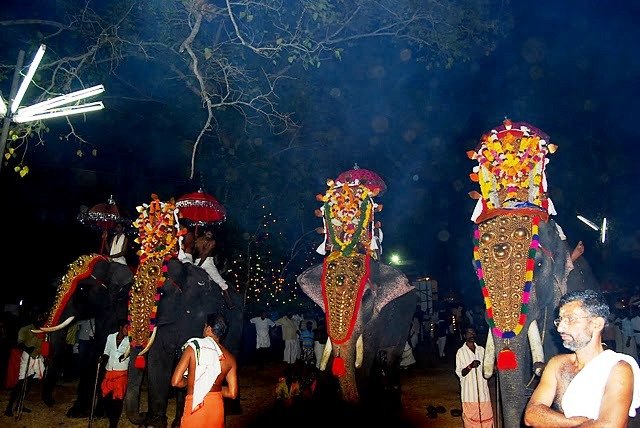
left=319, top=337, right=332, bottom=370
left=137, top=327, right=157, bottom=357
left=483, top=332, right=495, bottom=378
left=32, top=316, right=75, bottom=333
left=355, top=334, right=363, bottom=368
left=528, top=320, right=545, bottom=373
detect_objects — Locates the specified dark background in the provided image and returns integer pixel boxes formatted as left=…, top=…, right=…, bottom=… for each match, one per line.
left=1, top=0, right=639, bottom=310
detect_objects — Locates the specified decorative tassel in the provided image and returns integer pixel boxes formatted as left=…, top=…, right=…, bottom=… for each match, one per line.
left=497, top=347, right=517, bottom=370
left=332, top=356, right=346, bottom=377
left=135, top=355, right=146, bottom=370
left=41, top=341, right=50, bottom=359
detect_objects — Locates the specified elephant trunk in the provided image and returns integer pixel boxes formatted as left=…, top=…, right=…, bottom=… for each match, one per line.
left=335, top=344, right=359, bottom=402
left=124, top=347, right=146, bottom=425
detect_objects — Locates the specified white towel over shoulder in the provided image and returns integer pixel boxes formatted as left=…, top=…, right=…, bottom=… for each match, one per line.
left=183, top=337, right=223, bottom=413
left=563, top=349, right=640, bottom=419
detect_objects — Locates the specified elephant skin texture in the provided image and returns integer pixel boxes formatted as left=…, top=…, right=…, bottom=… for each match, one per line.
left=483, top=219, right=599, bottom=428
left=298, top=261, right=417, bottom=403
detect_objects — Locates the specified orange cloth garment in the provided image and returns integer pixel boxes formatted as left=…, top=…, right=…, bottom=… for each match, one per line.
left=101, top=369, right=128, bottom=400
left=181, top=391, right=224, bottom=428
left=462, top=401, right=494, bottom=428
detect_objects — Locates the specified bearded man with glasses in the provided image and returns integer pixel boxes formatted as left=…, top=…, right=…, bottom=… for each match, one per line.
left=524, top=289, right=640, bottom=427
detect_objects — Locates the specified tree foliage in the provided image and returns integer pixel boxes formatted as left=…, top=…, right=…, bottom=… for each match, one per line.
left=0, top=0, right=509, bottom=179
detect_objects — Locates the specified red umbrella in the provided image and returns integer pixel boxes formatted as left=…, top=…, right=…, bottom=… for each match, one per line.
left=175, top=189, right=226, bottom=226
left=78, top=196, right=128, bottom=253
left=335, top=164, right=387, bottom=196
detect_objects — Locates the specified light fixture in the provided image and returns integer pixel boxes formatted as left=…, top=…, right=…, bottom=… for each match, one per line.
left=576, top=215, right=598, bottom=231
left=13, top=102, right=104, bottom=123
left=10, top=44, right=46, bottom=114
left=600, top=218, right=607, bottom=244
left=17, top=84, right=105, bottom=117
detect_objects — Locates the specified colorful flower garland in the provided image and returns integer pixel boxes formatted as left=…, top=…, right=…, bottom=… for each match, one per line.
left=473, top=216, right=540, bottom=339
left=321, top=181, right=373, bottom=256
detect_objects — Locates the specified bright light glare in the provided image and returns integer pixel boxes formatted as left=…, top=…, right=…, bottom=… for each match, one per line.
left=600, top=217, right=607, bottom=243
left=13, top=101, right=104, bottom=123
left=390, top=254, right=401, bottom=264
left=0, top=94, right=7, bottom=117
left=577, top=215, right=599, bottom=231
left=10, top=44, right=46, bottom=114
left=17, top=85, right=105, bottom=116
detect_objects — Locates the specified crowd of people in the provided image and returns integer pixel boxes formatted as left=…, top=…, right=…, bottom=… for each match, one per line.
left=3, top=223, right=640, bottom=427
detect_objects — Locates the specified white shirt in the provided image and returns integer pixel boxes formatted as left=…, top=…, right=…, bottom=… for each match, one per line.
left=109, top=234, right=127, bottom=265
left=455, top=342, right=491, bottom=403
left=77, top=318, right=95, bottom=341
left=103, top=332, right=130, bottom=371
left=250, top=317, right=275, bottom=349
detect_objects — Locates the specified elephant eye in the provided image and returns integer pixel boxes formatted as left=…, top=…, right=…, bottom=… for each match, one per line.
left=352, top=259, right=362, bottom=269
left=327, top=262, right=337, bottom=271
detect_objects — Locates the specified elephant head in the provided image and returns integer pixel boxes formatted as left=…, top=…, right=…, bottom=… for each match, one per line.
left=33, top=254, right=133, bottom=411
left=468, top=120, right=599, bottom=427
left=297, top=168, right=416, bottom=402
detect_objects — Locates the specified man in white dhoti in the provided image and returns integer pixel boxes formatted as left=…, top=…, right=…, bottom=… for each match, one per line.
left=525, top=289, right=640, bottom=427
left=250, top=311, right=275, bottom=368
left=455, top=327, right=493, bottom=427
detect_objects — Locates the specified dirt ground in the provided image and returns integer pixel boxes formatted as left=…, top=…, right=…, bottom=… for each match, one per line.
left=2, top=343, right=639, bottom=428
left=0, top=344, right=466, bottom=428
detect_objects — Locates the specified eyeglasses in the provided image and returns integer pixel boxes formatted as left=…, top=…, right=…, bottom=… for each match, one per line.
left=553, top=316, right=593, bottom=327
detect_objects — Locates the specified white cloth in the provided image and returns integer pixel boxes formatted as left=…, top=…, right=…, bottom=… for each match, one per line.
left=102, top=332, right=130, bottom=371
left=400, top=341, right=416, bottom=367
left=195, top=257, right=228, bottom=290
left=109, top=234, right=127, bottom=265
left=178, top=248, right=194, bottom=264
left=455, top=343, right=491, bottom=403
left=562, top=349, right=640, bottom=419
left=183, top=337, right=223, bottom=413
left=250, top=317, right=275, bottom=349
left=77, top=318, right=95, bottom=341
left=314, top=341, right=325, bottom=369
left=19, top=351, right=45, bottom=380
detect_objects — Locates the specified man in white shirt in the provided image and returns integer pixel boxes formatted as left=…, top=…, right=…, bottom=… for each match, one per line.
left=455, top=327, right=493, bottom=427
left=100, top=320, right=130, bottom=428
left=250, top=312, right=275, bottom=369
left=275, top=314, right=300, bottom=364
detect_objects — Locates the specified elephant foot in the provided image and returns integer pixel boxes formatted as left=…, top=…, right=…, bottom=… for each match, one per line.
left=66, top=404, right=90, bottom=418
left=143, top=414, right=168, bottom=428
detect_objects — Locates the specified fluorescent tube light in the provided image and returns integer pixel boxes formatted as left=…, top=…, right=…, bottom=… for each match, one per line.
left=10, top=44, right=46, bottom=114
left=13, top=101, right=104, bottom=123
left=17, top=85, right=105, bottom=116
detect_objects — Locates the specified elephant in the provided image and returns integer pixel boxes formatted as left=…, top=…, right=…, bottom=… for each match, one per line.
left=477, top=217, right=598, bottom=427
left=467, top=120, right=600, bottom=427
left=123, top=257, right=244, bottom=428
left=297, top=260, right=417, bottom=404
left=35, top=254, right=133, bottom=414
left=37, top=253, right=243, bottom=427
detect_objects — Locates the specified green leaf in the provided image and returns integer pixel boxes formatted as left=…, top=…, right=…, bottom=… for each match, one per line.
left=247, top=14, right=253, bottom=22
left=334, top=50, right=342, bottom=60
left=316, top=61, right=321, bottom=68
left=276, top=38, right=284, bottom=45
left=204, top=47, right=213, bottom=60
left=288, top=56, right=295, bottom=64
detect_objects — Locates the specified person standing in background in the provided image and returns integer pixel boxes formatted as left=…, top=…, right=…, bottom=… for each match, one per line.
left=455, top=327, right=493, bottom=427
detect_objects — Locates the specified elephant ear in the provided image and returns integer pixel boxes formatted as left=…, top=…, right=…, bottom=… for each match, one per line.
left=374, top=264, right=415, bottom=314
left=297, top=265, right=325, bottom=310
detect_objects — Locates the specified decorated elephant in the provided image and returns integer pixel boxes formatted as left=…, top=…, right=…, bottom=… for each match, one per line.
left=467, top=120, right=599, bottom=427
left=34, top=255, right=133, bottom=414
left=37, top=195, right=243, bottom=428
left=297, top=166, right=417, bottom=403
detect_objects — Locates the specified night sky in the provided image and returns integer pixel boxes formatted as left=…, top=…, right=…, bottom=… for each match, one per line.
left=1, top=1, right=639, bottom=310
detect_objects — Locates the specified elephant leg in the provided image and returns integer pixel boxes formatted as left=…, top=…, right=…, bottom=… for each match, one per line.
left=146, top=325, right=179, bottom=428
